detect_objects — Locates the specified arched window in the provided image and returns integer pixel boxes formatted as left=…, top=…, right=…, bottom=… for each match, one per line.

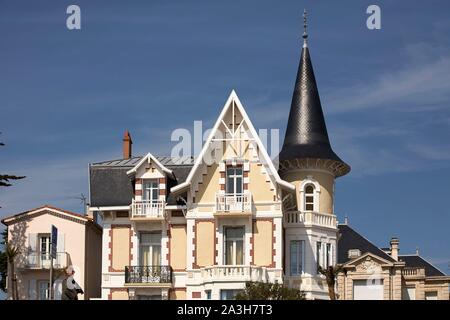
left=304, top=184, right=315, bottom=211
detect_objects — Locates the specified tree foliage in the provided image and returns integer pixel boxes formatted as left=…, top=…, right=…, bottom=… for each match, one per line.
left=0, top=134, right=25, bottom=187
left=235, top=281, right=306, bottom=300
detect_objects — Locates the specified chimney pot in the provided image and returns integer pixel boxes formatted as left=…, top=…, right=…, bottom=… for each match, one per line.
left=123, top=130, right=132, bottom=159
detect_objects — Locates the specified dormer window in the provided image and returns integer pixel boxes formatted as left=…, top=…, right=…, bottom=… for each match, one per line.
left=304, top=184, right=315, bottom=211
left=143, top=179, right=159, bottom=202
left=348, top=249, right=361, bottom=259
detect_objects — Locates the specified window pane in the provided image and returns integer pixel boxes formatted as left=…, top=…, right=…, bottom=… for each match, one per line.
left=236, top=240, right=243, bottom=265
left=290, top=241, right=299, bottom=275
left=152, top=245, right=161, bottom=266
left=316, top=242, right=322, bottom=272
left=226, top=177, right=234, bottom=194
left=305, top=185, right=314, bottom=194
left=236, top=177, right=242, bottom=194
left=305, top=196, right=314, bottom=203
left=306, top=204, right=314, bottom=210
left=140, top=232, right=161, bottom=244
left=140, top=246, right=150, bottom=266
left=225, top=241, right=233, bottom=265
left=226, top=227, right=244, bottom=239
left=152, top=188, right=158, bottom=201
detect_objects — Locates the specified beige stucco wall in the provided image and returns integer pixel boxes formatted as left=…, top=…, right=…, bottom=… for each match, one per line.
left=196, top=221, right=215, bottom=267
left=281, top=169, right=334, bottom=214
left=170, top=225, right=187, bottom=270
left=252, top=220, right=273, bottom=266
left=170, top=289, right=187, bottom=300
left=195, top=163, right=220, bottom=203
left=248, top=163, right=275, bottom=202
left=111, top=290, right=129, bottom=300
left=7, top=212, right=89, bottom=299
left=111, top=226, right=130, bottom=271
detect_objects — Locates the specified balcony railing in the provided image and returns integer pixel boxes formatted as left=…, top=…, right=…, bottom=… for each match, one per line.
left=215, top=192, right=252, bottom=213
left=402, top=267, right=426, bottom=278
left=200, top=265, right=267, bottom=282
left=125, top=265, right=172, bottom=284
left=25, top=252, right=69, bottom=269
left=131, top=200, right=165, bottom=218
left=284, top=211, right=337, bottom=229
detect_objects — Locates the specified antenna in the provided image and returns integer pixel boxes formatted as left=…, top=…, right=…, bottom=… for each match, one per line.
left=69, top=193, right=87, bottom=214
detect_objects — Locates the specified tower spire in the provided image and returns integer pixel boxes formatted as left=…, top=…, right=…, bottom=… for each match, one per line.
left=303, top=9, right=308, bottom=47
left=279, top=11, right=350, bottom=177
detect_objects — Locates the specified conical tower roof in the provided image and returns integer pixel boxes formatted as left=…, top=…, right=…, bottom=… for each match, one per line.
left=279, top=11, right=350, bottom=177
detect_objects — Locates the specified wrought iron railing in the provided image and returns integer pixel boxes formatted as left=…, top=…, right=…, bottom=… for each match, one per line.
left=125, top=265, right=172, bottom=284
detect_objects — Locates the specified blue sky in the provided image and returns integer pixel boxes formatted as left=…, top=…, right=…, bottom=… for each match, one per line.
left=0, top=0, right=449, bottom=274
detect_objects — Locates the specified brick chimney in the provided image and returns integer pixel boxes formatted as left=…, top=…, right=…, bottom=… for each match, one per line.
left=123, top=130, right=132, bottom=159
left=390, top=237, right=399, bottom=261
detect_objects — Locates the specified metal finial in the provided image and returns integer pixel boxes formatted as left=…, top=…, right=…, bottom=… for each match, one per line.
left=303, top=9, right=308, bottom=42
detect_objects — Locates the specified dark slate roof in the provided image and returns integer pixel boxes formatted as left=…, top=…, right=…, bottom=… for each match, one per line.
left=399, top=255, right=446, bottom=277
left=89, top=156, right=193, bottom=207
left=338, top=224, right=396, bottom=264
left=279, top=42, right=350, bottom=175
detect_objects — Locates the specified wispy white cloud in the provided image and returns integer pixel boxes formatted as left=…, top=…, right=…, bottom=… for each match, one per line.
left=324, top=56, right=450, bottom=114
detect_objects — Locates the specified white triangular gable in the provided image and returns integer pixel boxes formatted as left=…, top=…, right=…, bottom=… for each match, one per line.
left=171, top=90, right=294, bottom=195
left=126, top=152, right=174, bottom=177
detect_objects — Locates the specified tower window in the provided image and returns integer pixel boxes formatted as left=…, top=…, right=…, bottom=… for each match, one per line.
left=304, top=184, right=315, bottom=211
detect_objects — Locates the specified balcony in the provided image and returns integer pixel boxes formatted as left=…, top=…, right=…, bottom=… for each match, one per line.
left=25, top=252, right=69, bottom=269
left=125, top=265, right=172, bottom=287
left=284, top=211, right=337, bottom=229
left=131, top=200, right=165, bottom=220
left=402, top=267, right=426, bottom=279
left=200, top=265, right=268, bottom=283
left=215, top=192, right=252, bottom=217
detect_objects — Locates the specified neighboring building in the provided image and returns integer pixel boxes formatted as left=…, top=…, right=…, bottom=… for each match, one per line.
left=1, top=205, right=102, bottom=300
left=337, top=223, right=450, bottom=300
left=87, top=17, right=449, bottom=300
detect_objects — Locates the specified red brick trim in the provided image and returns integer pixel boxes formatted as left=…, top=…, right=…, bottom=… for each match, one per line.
left=251, top=218, right=275, bottom=268
left=166, top=224, right=171, bottom=265
left=192, top=291, right=201, bottom=299
left=108, top=225, right=132, bottom=272
left=193, top=219, right=215, bottom=269
left=135, top=189, right=142, bottom=196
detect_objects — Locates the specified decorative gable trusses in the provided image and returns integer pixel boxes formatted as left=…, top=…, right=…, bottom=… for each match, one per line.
left=171, top=90, right=295, bottom=196
left=126, top=152, right=174, bottom=179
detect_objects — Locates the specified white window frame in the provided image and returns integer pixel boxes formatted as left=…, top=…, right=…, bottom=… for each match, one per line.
left=299, top=179, right=320, bottom=212
left=226, top=166, right=243, bottom=195
left=38, top=280, right=50, bottom=300
left=142, top=179, right=159, bottom=202
left=139, top=231, right=162, bottom=266
left=290, top=240, right=305, bottom=276
left=223, top=226, right=245, bottom=265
